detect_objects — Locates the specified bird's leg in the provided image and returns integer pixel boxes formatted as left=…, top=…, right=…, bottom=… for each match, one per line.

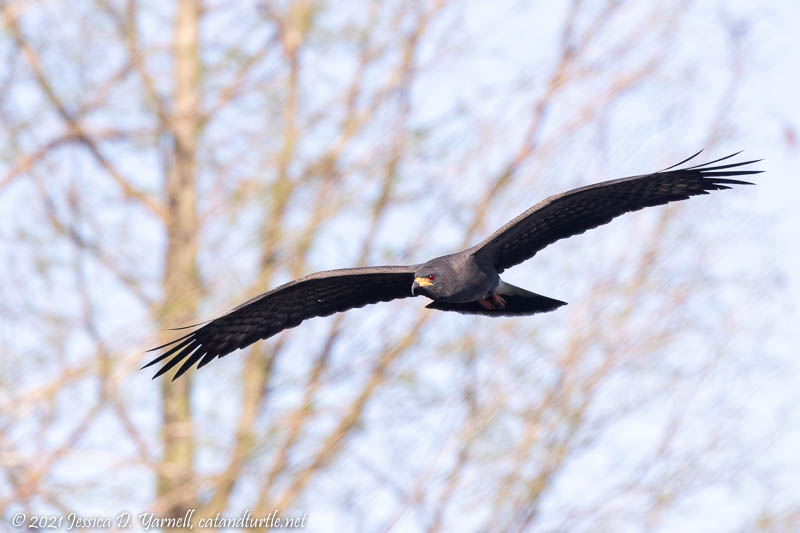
left=478, top=291, right=507, bottom=310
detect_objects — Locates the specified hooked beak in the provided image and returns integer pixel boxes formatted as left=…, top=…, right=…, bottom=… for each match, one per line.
left=412, top=276, right=433, bottom=295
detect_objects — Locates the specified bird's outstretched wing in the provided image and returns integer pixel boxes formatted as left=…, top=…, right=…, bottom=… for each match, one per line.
left=470, top=151, right=761, bottom=273
left=144, top=265, right=417, bottom=380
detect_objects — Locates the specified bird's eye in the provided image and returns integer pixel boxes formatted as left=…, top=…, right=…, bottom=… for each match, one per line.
left=429, top=275, right=436, bottom=281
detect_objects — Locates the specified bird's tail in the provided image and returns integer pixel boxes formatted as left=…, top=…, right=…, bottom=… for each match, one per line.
left=425, top=282, right=566, bottom=317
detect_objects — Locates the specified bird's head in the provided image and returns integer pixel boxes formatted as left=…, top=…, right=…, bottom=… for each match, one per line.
left=412, top=260, right=453, bottom=298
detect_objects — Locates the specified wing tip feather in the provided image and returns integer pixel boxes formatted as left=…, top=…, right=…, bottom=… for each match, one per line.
left=660, top=150, right=763, bottom=176
left=659, top=149, right=704, bottom=171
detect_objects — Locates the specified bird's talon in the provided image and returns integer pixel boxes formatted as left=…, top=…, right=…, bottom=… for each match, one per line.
left=478, top=293, right=506, bottom=310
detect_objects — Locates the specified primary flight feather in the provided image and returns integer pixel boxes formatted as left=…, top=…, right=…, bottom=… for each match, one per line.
left=145, top=151, right=761, bottom=379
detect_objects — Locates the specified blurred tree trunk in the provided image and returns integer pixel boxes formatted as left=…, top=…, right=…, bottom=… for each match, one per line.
left=157, top=0, right=201, bottom=522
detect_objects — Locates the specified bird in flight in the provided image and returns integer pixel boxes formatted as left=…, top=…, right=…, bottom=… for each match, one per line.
left=145, top=151, right=760, bottom=380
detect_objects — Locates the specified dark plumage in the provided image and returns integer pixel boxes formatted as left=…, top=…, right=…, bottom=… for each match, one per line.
left=145, top=151, right=760, bottom=379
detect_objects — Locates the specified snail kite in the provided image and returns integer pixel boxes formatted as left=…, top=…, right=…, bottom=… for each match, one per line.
left=145, top=151, right=760, bottom=379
